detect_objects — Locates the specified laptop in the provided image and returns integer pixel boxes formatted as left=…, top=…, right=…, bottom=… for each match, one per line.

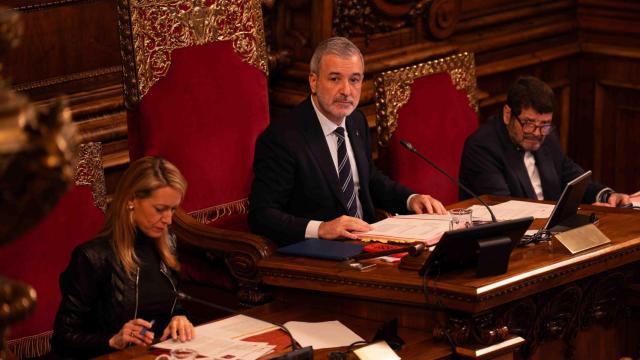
left=542, top=170, right=592, bottom=232
left=277, top=238, right=364, bottom=261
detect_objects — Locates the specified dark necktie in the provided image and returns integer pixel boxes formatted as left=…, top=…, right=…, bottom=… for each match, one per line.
left=334, top=127, right=361, bottom=218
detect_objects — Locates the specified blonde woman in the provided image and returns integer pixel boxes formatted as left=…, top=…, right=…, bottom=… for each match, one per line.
left=52, top=157, right=194, bottom=358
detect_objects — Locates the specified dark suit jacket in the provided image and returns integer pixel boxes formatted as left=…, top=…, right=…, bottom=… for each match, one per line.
left=249, top=97, right=414, bottom=245
left=459, top=115, right=605, bottom=203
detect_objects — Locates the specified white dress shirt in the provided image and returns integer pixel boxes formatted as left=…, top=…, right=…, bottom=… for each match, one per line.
left=524, top=151, right=544, bottom=200
left=305, top=97, right=363, bottom=238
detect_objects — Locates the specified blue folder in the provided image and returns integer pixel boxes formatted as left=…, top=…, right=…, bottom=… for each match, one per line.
left=277, top=239, right=364, bottom=261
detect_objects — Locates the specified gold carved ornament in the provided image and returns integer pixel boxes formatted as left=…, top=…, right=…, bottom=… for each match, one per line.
left=374, top=51, right=478, bottom=148
left=118, top=0, right=269, bottom=109
left=189, top=198, right=249, bottom=225
left=73, top=142, right=107, bottom=213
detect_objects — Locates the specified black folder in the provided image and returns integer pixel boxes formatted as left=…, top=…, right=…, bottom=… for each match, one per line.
left=277, top=239, right=364, bottom=260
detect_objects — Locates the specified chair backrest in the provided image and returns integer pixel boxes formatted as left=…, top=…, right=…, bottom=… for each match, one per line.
left=375, top=52, right=479, bottom=205
left=118, top=0, right=270, bottom=223
left=0, top=142, right=106, bottom=358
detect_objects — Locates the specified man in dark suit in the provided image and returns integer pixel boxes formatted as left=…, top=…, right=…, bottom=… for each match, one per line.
left=459, top=76, right=629, bottom=206
left=249, top=37, right=446, bottom=245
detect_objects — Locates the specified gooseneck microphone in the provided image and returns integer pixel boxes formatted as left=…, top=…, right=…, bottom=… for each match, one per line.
left=176, top=291, right=312, bottom=358
left=399, top=140, right=497, bottom=223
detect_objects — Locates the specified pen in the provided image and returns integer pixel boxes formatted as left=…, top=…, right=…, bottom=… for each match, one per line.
left=139, top=319, right=155, bottom=337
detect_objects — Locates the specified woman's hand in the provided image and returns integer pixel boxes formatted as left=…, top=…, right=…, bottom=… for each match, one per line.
left=160, top=315, right=194, bottom=342
left=109, top=318, right=154, bottom=349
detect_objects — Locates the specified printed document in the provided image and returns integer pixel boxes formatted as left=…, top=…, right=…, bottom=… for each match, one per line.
left=357, top=214, right=450, bottom=244
left=469, top=200, right=554, bottom=221
left=154, top=315, right=278, bottom=360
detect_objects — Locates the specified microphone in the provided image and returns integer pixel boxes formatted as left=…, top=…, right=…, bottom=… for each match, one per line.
left=399, top=140, right=497, bottom=223
left=176, top=291, right=312, bottom=359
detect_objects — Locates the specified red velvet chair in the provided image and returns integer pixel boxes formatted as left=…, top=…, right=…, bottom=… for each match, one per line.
left=374, top=52, right=479, bottom=205
left=117, top=0, right=275, bottom=308
left=0, top=142, right=106, bottom=358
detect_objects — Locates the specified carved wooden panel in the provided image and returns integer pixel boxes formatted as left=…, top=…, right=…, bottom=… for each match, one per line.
left=5, top=1, right=121, bottom=91
left=4, top=0, right=125, bottom=191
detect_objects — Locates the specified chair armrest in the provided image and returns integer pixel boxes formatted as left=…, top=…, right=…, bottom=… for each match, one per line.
left=172, top=208, right=276, bottom=303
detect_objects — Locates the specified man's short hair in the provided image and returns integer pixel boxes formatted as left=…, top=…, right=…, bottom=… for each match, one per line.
left=507, top=76, right=555, bottom=117
left=309, top=37, right=364, bottom=74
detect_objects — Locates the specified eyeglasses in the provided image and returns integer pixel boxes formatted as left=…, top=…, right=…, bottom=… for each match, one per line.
left=514, top=115, right=554, bottom=135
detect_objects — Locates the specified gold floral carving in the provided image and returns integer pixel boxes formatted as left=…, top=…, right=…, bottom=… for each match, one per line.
left=374, top=52, right=478, bottom=147
left=73, top=142, right=107, bottom=212
left=189, top=198, right=248, bottom=224
left=118, top=0, right=268, bottom=109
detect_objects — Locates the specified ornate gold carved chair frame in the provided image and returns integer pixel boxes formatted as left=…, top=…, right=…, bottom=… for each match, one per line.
left=117, top=0, right=275, bottom=306
left=374, top=52, right=479, bottom=205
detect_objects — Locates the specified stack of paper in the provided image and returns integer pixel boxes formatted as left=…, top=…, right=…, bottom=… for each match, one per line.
left=469, top=200, right=554, bottom=222
left=156, top=336, right=276, bottom=360
left=357, top=214, right=451, bottom=244
left=155, top=316, right=368, bottom=358
left=154, top=315, right=280, bottom=359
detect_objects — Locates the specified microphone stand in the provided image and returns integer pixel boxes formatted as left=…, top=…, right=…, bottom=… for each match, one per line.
left=400, top=140, right=497, bottom=223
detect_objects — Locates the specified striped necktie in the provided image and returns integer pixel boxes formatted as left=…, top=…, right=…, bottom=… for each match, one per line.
left=334, top=127, right=361, bottom=218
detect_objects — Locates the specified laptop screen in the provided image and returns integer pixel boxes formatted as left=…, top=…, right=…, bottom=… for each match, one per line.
left=543, top=170, right=592, bottom=231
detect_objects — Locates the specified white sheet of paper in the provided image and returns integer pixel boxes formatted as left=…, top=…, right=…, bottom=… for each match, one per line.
left=283, top=320, right=364, bottom=349
left=154, top=336, right=274, bottom=360
left=195, top=314, right=278, bottom=339
left=153, top=315, right=279, bottom=360
left=353, top=341, right=400, bottom=360
left=469, top=200, right=554, bottom=221
left=359, top=215, right=451, bottom=242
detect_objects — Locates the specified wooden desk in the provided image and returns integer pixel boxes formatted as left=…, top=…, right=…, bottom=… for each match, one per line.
left=258, top=196, right=640, bottom=359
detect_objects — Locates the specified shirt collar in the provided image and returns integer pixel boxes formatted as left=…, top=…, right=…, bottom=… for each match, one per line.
left=311, top=95, right=345, bottom=137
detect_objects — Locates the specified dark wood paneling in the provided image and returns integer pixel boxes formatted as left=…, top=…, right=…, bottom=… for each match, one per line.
left=5, top=0, right=121, bottom=89
left=4, top=0, right=126, bottom=192
left=576, top=53, right=640, bottom=193
left=3, top=0, right=640, bottom=194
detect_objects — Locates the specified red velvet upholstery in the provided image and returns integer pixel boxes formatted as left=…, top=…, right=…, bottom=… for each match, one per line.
left=120, top=0, right=274, bottom=309
left=376, top=55, right=479, bottom=206
left=387, top=73, right=477, bottom=204
left=0, top=185, right=104, bottom=358
left=129, top=40, right=269, bottom=213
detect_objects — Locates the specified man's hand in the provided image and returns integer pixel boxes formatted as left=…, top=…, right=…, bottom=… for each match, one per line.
left=409, top=194, right=447, bottom=215
left=318, top=215, right=372, bottom=240
left=593, top=192, right=631, bottom=207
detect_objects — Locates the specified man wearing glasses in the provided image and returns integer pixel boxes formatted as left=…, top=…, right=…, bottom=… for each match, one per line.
left=459, top=76, right=630, bottom=206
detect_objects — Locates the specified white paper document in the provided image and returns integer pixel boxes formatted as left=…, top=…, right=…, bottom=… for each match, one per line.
left=154, top=315, right=279, bottom=360
left=283, top=320, right=365, bottom=349
left=353, top=340, right=400, bottom=360
left=358, top=214, right=451, bottom=244
left=194, top=314, right=278, bottom=339
left=469, top=200, right=554, bottom=221
left=155, top=336, right=275, bottom=360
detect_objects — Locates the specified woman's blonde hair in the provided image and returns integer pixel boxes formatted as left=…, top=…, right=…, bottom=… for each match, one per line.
left=101, top=156, right=187, bottom=277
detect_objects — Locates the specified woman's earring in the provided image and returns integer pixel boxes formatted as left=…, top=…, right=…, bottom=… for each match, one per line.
left=128, top=204, right=134, bottom=211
